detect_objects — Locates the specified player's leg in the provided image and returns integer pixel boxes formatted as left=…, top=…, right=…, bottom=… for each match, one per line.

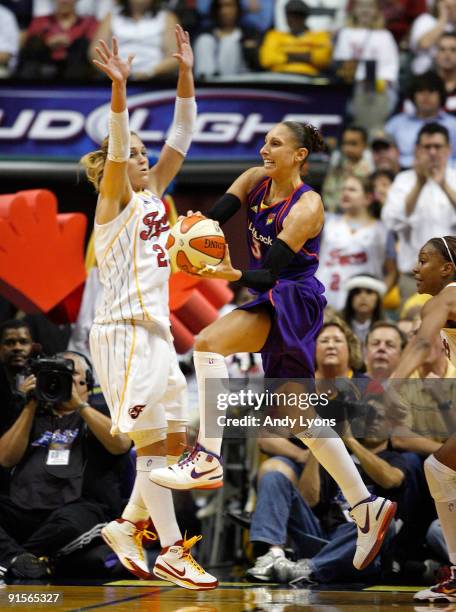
left=414, top=436, right=456, bottom=603
left=150, top=307, right=271, bottom=490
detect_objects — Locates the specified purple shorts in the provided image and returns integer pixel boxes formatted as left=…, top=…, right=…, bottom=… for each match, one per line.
left=237, top=276, right=326, bottom=379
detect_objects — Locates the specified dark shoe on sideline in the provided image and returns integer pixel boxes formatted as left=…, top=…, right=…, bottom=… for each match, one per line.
left=9, top=553, right=51, bottom=579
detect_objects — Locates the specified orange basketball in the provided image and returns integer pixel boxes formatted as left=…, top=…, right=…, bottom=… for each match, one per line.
left=166, top=215, right=226, bottom=273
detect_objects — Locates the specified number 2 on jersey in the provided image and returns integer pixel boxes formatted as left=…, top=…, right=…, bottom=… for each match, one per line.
left=153, top=244, right=168, bottom=267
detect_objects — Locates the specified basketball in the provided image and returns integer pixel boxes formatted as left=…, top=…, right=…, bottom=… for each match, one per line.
left=166, top=214, right=226, bottom=273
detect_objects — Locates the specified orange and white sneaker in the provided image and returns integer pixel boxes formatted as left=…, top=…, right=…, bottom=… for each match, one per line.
left=414, top=566, right=456, bottom=603
left=349, top=495, right=397, bottom=570
left=101, top=518, right=157, bottom=579
left=149, top=443, right=223, bottom=491
left=153, top=534, right=218, bottom=590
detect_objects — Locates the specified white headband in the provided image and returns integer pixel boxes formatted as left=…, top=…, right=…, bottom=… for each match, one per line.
left=344, top=275, right=387, bottom=296
left=441, top=237, right=456, bottom=266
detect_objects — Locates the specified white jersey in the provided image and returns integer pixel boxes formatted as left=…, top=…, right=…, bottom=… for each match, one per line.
left=316, top=214, right=390, bottom=311
left=93, top=190, right=171, bottom=328
left=441, top=282, right=456, bottom=368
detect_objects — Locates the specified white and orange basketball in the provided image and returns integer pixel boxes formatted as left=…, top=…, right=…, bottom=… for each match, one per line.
left=166, top=215, right=226, bottom=273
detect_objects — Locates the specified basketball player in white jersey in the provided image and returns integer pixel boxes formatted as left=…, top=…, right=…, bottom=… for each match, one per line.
left=80, top=31, right=217, bottom=590
left=389, top=236, right=456, bottom=603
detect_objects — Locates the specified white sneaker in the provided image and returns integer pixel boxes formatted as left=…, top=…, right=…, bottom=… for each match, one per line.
left=414, top=566, right=456, bottom=603
left=149, top=444, right=224, bottom=491
left=153, top=534, right=218, bottom=590
left=101, top=518, right=156, bottom=579
left=349, top=495, right=397, bottom=570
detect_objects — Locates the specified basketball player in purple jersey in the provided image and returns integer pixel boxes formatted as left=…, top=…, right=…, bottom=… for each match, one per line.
left=151, top=121, right=396, bottom=571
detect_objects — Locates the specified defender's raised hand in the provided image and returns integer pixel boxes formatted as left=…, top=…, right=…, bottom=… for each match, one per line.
left=173, top=24, right=193, bottom=71
left=93, top=37, right=134, bottom=82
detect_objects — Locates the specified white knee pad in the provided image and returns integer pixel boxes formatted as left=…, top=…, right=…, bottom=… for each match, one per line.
left=166, top=419, right=187, bottom=434
left=128, top=428, right=167, bottom=449
left=425, top=454, right=456, bottom=503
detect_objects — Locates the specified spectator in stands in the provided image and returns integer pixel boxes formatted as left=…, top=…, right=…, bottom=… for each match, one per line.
left=89, top=0, right=179, bottom=80
left=33, top=0, right=114, bottom=20
left=333, top=0, right=400, bottom=127
left=385, top=71, right=456, bottom=168
left=365, top=321, right=405, bottom=381
left=391, top=317, right=454, bottom=455
left=341, top=275, right=387, bottom=348
left=246, top=394, right=404, bottom=584
left=0, top=351, right=131, bottom=579
left=376, top=0, right=427, bottom=45
left=317, top=175, right=398, bottom=311
left=370, top=131, right=401, bottom=176
left=322, top=125, right=373, bottom=213
left=196, top=0, right=275, bottom=33
left=382, top=123, right=456, bottom=302
left=370, top=170, right=395, bottom=218
left=16, top=0, right=98, bottom=79
left=259, top=0, right=332, bottom=76
left=410, top=0, right=456, bottom=75
left=435, top=32, right=456, bottom=113
left=274, top=0, right=347, bottom=33
left=194, top=0, right=260, bottom=79
left=0, top=4, right=19, bottom=77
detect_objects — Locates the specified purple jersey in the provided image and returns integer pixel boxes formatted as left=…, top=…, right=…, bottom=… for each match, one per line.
left=238, top=176, right=326, bottom=379
left=246, top=176, right=321, bottom=280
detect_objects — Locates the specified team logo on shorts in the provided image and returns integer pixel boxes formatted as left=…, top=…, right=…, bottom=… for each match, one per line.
left=128, top=404, right=146, bottom=419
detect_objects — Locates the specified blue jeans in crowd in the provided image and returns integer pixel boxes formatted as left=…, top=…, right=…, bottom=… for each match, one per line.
left=250, top=456, right=394, bottom=583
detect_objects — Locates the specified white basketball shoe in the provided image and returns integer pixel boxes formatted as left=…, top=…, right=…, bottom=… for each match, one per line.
left=149, top=443, right=224, bottom=490
left=101, top=518, right=156, bottom=579
left=153, top=534, right=219, bottom=590
left=349, top=495, right=397, bottom=570
left=414, top=566, right=456, bottom=603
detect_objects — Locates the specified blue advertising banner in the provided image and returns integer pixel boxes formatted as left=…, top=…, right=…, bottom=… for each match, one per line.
left=0, top=83, right=348, bottom=162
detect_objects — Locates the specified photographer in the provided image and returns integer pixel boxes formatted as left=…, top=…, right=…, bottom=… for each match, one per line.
left=0, top=351, right=131, bottom=579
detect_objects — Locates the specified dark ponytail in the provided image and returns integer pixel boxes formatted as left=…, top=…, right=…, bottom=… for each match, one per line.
left=282, top=121, right=326, bottom=154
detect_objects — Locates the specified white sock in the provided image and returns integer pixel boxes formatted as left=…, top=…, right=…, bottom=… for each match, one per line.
left=194, top=351, right=228, bottom=455
left=136, top=456, right=182, bottom=547
left=122, top=479, right=149, bottom=523
left=296, top=429, right=370, bottom=508
left=269, top=545, right=285, bottom=558
left=435, top=500, right=456, bottom=566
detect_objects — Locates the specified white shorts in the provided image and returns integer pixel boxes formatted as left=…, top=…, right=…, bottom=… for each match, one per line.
left=89, top=321, right=188, bottom=434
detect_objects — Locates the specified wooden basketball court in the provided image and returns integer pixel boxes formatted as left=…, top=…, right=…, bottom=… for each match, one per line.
left=0, top=579, right=444, bottom=611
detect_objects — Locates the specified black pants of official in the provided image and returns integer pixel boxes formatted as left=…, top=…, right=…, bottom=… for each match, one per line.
left=0, top=494, right=106, bottom=568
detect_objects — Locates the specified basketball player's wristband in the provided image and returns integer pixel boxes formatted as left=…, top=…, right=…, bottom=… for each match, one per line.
left=237, top=239, right=296, bottom=291
left=107, top=109, right=130, bottom=163
left=207, top=194, right=241, bottom=225
left=165, top=96, right=197, bottom=157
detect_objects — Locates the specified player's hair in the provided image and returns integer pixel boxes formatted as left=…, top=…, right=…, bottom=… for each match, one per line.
left=80, top=132, right=139, bottom=192
left=0, top=319, right=32, bottom=344
left=317, top=317, right=364, bottom=372
left=282, top=121, right=326, bottom=160
left=366, top=320, right=407, bottom=350
left=427, top=236, right=456, bottom=268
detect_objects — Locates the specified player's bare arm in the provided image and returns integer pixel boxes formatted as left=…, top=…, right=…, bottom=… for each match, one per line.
left=94, top=38, right=134, bottom=224
left=149, top=25, right=195, bottom=196
left=279, top=190, right=324, bottom=252
left=392, top=288, right=456, bottom=379
left=226, top=167, right=268, bottom=204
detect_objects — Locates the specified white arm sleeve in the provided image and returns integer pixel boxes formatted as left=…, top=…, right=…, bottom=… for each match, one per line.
left=165, top=96, right=197, bottom=157
left=107, top=109, right=130, bottom=163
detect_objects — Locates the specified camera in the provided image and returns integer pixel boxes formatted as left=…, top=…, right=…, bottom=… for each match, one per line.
left=28, top=356, right=75, bottom=404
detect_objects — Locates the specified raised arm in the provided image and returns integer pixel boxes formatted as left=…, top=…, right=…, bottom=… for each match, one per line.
left=93, top=38, right=134, bottom=225
left=148, top=25, right=196, bottom=197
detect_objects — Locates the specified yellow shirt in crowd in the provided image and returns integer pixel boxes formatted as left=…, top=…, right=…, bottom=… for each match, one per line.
left=259, top=30, right=332, bottom=76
